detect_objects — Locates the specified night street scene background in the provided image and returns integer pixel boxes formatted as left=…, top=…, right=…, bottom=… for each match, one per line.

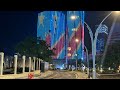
left=0, top=11, right=120, bottom=79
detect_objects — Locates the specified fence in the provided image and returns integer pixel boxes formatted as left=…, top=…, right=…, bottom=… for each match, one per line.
left=0, top=52, right=48, bottom=76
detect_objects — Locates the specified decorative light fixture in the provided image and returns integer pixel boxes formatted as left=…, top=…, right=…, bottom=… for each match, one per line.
left=75, top=38, right=79, bottom=43
left=67, top=53, right=71, bottom=57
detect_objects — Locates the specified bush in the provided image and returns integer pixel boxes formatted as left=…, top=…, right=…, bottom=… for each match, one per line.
left=17, top=67, right=22, bottom=73
left=101, top=68, right=116, bottom=74
left=25, top=67, right=29, bottom=72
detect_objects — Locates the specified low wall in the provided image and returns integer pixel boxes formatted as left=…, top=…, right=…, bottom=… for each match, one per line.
left=0, top=70, right=40, bottom=79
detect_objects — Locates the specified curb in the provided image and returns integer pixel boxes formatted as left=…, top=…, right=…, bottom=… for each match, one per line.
left=0, top=70, right=40, bottom=79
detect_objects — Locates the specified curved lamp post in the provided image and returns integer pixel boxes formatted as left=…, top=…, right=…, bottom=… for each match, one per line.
left=92, top=11, right=120, bottom=79
left=84, top=45, right=89, bottom=78
left=85, top=11, right=120, bottom=79
left=70, top=11, right=119, bottom=79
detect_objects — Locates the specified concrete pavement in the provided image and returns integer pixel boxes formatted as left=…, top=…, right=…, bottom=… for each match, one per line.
left=73, top=71, right=91, bottom=79
left=0, top=70, right=54, bottom=79
left=0, top=70, right=40, bottom=79
left=34, top=70, right=54, bottom=79
left=0, top=70, right=93, bottom=79
left=17, top=70, right=54, bottom=79
left=37, top=70, right=90, bottom=79
left=42, top=70, right=76, bottom=79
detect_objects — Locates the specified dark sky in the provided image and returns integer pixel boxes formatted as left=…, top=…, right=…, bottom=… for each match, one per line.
left=0, top=11, right=117, bottom=55
left=0, top=11, right=38, bottom=55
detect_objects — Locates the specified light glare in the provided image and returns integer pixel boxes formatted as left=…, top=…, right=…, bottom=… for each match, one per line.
left=70, top=15, right=77, bottom=20
left=75, top=38, right=79, bottom=42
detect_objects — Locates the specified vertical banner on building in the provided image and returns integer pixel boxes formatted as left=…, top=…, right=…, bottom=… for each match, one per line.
left=37, top=11, right=84, bottom=60
left=37, top=11, right=65, bottom=59
left=66, top=11, right=84, bottom=60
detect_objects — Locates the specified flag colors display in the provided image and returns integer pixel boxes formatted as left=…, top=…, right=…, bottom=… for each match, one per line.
left=37, top=11, right=84, bottom=60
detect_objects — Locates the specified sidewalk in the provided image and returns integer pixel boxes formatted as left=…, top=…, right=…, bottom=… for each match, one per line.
left=72, top=71, right=91, bottom=79
left=0, top=70, right=53, bottom=79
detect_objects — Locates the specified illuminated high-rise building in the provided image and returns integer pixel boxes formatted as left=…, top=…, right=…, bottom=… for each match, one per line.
left=95, top=24, right=108, bottom=54
left=37, top=11, right=84, bottom=62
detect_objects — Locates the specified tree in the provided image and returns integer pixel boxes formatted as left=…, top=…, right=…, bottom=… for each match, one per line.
left=15, top=36, right=55, bottom=62
left=103, top=42, right=120, bottom=71
left=95, top=54, right=102, bottom=69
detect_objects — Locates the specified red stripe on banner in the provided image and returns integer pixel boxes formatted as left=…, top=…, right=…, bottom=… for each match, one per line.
left=53, top=26, right=69, bottom=59
left=52, top=34, right=65, bottom=59
left=67, top=24, right=82, bottom=59
left=46, top=33, right=51, bottom=46
left=51, top=24, right=82, bottom=59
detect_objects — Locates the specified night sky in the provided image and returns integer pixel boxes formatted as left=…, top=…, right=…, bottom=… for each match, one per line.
left=0, top=11, right=117, bottom=55
left=0, top=11, right=38, bottom=55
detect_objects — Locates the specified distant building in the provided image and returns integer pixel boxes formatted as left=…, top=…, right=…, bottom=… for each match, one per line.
left=95, top=24, right=108, bottom=54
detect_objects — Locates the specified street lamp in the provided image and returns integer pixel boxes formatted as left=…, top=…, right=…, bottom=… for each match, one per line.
left=79, top=11, right=120, bottom=79
left=75, top=38, right=79, bottom=43
left=75, top=38, right=79, bottom=70
left=70, top=12, right=78, bottom=71
left=70, top=15, right=77, bottom=20
left=84, top=45, right=90, bottom=78
left=92, top=11, right=120, bottom=79
left=84, top=11, right=120, bottom=79
left=70, top=11, right=120, bottom=78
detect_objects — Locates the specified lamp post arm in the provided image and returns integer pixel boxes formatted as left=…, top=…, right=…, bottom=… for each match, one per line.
left=84, top=45, right=89, bottom=67
left=84, top=45, right=90, bottom=78
left=84, top=22, right=94, bottom=57
left=96, top=11, right=113, bottom=36
left=84, top=22, right=93, bottom=44
left=99, top=11, right=113, bottom=26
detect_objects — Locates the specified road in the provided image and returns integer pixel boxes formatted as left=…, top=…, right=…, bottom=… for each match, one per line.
left=39, top=70, right=76, bottom=79
left=15, top=70, right=88, bottom=79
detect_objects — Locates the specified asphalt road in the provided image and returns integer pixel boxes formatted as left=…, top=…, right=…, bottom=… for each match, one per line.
left=40, top=70, right=76, bottom=79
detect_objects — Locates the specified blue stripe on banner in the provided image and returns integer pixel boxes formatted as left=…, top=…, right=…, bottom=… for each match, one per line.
left=50, top=11, right=54, bottom=47
left=59, top=47, right=65, bottom=59
left=57, top=12, right=65, bottom=59
left=37, top=11, right=51, bottom=40
left=77, top=42, right=82, bottom=59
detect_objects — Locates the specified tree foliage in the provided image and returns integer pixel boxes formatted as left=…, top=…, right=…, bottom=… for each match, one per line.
left=103, top=42, right=120, bottom=70
left=15, top=36, right=55, bottom=62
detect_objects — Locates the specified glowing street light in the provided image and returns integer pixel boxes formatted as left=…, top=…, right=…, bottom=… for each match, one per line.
left=70, top=13, right=78, bottom=71
left=75, top=38, right=79, bottom=43
left=114, top=11, right=120, bottom=14
left=67, top=53, right=71, bottom=57
left=70, top=15, right=77, bottom=20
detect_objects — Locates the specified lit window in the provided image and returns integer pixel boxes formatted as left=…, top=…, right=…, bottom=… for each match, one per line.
left=67, top=53, right=71, bottom=57
left=68, top=47, right=71, bottom=51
